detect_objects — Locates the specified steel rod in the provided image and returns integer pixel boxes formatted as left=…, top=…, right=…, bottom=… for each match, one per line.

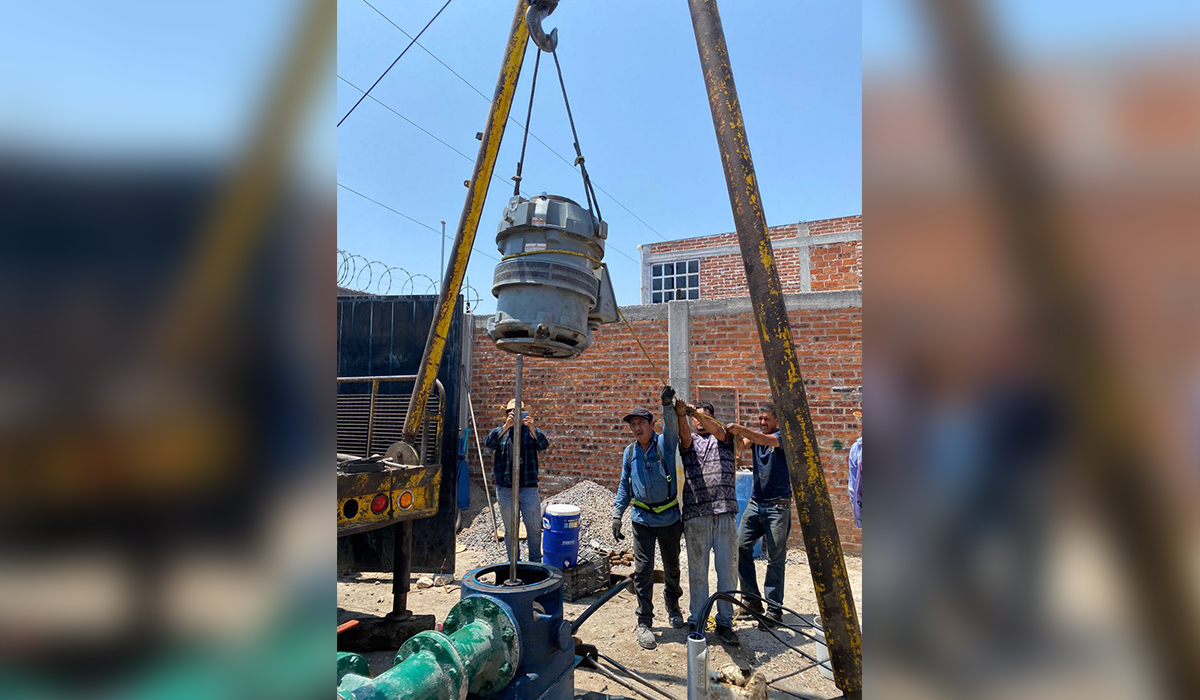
left=686, top=1, right=861, bottom=696
left=366, top=379, right=378, bottom=454
left=467, top=393, right=501, bottom=540
left=507, top=354, right=523, bottom=584
left=584, top=660, right=663, bottom=700
left=596, top=652, right=679, bottom=700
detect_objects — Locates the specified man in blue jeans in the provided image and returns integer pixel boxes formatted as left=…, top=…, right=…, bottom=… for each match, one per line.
left=485, top=399, right=550, bottom=563
left=612, top=386, right=686, bottom=650
left=680, top=401, right=741, bottom=647
left=727, top=404, right=792, bottom=627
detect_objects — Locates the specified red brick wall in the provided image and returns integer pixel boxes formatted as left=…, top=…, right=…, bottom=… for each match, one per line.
left=810, top=241, right=862, bottom=292
left=644, top=216, right=863, bottom=300
left=468, top=302, right=863, bottom=552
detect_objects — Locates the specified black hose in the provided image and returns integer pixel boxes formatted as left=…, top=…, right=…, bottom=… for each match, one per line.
left=570, top=576, right=632, bottom=634
left=697, top=589, right=823, bottom=633
left=695, top=590, right=827, bottom=667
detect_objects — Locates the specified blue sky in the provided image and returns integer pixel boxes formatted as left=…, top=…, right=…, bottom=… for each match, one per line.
left=337, top=0, right=862, bottom=310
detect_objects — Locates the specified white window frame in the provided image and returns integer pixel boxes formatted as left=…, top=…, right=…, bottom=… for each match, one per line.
left=650, top=259, right=700, bottom=303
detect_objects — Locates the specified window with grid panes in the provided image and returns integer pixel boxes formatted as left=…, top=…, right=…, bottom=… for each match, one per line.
left=650, top=260, right=700, bottom=303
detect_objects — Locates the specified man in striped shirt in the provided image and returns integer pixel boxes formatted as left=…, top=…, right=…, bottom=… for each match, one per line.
left=680, top=401, right=741, bottom=647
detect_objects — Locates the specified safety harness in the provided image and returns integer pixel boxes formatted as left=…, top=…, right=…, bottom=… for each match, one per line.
left=623, top=437, right=678, bottom=513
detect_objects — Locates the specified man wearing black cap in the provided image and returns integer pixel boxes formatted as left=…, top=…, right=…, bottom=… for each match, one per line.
left=612, top=385, right=686, bottom=650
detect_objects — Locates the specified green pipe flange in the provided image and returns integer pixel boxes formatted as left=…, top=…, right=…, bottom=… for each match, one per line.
left=442, top=595, right=521, bottom=696
left=394, top=631, right=468, bottom=700
left=336, top=652, right=370, bottom=684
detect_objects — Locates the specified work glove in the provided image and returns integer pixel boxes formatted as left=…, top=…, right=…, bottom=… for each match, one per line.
left=660, top=385, right=676, bottom=406
left=612, top=517, right=624, bottom=541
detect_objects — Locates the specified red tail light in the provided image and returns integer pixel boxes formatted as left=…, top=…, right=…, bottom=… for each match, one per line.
left=371, top=494, right=388, bottom=513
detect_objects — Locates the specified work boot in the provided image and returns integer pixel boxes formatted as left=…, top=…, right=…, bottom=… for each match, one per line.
left=713, top=625, right=741, bottom=647
left=735, top=606, right=763, bottom=622
left=758, top=609, right=783, bottom=630
left=668, top=610, right=686, bottom=629
left=636, top=624, right=657, bottom=650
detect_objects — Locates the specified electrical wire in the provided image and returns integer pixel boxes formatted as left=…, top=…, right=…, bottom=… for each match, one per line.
left=338, top=72, right=639, bottom=268
left=357, top=0, right=671, bottom=243
left=336, top=74, right=527, bottom=197
left=338, top=0, right=454, bottom=127
left=337, top=182, right=501, bottom=263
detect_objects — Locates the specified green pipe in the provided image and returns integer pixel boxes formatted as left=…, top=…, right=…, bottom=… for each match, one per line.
left=337, top=652, right=369, bottom=684
left=337, top=595, right=520, bottom=700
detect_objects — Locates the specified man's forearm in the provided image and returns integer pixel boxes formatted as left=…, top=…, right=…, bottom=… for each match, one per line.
left=692, top=409, right=727, bottom=442
left=676, top=411, right=692, bottom=450
left=732, top=426, right=779, bottom=447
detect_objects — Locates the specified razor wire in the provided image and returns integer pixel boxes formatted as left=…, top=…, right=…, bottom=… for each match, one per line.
left=337, top=248, right=482, bottom=311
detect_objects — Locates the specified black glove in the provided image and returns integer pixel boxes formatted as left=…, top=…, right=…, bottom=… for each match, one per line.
left=660, top=385, right=676, bottom=406
left=612, top=517, right=624, bottom=541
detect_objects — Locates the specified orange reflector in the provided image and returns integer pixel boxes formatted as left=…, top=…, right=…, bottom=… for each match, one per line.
left=371, top=494, right=388, bottom=513
left=398, top=491, right=414, bottom=509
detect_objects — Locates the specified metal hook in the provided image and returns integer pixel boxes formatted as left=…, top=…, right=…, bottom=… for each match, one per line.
left=525, top=0, right=559, bottom=52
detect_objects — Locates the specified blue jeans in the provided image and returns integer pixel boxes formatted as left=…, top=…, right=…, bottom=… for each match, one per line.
left=496, top=486, right=542, bottom=563
left=737, top=499, right=791, bottom=614
left=685, top=512, right=738, bottom=629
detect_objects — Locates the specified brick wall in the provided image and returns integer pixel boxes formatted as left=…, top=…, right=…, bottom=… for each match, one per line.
left=468, top=294, right=862, bottom=552
left=643, top=215, right=862, bottom=301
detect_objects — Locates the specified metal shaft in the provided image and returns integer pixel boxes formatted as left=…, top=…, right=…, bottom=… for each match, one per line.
left=507, top=354, right=523, bottom=584
left=468, top=393, right=501, bottom=539
left=401, top=0, right=531, bottom=451
left=686, top=1, right=862, bottom=696
left=393, top=520, right=412, bottom=616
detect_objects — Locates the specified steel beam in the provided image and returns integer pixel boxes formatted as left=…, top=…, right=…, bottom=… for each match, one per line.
left=401, top=0, right=532, bottom=451
left=686, top=1, right=862, bottom=696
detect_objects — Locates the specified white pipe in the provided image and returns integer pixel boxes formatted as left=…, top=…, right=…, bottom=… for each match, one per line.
left=686, top=633, right=708, bottom=700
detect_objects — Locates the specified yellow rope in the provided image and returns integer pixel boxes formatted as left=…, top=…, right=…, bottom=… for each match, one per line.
left=500, top=248, right=602, bottom=266
left=616, top=304, right=670, bottom=388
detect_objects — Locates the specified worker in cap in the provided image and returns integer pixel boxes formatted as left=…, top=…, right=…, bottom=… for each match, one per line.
left=612, top=385, right=686, bottom=650
left=484, top=398, right=550, bottom=562
left=727, top=403, right=791, bottom=628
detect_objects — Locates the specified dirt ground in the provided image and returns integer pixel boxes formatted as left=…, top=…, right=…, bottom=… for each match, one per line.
left=338, top=544, right=862, bottom=699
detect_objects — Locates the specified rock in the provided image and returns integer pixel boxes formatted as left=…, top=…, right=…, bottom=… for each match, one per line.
left=415, top=576, right=434, bottom=589
left=433, top=574, right=454, bottom=586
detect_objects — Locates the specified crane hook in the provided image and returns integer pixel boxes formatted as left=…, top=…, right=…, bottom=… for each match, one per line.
left=526, top=0, right=559, bottom=52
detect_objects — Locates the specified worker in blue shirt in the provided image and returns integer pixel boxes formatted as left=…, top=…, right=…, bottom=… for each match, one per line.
left=727, top=403, right=792, bottom=628
left=612, top=385, right=686, bottom=650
